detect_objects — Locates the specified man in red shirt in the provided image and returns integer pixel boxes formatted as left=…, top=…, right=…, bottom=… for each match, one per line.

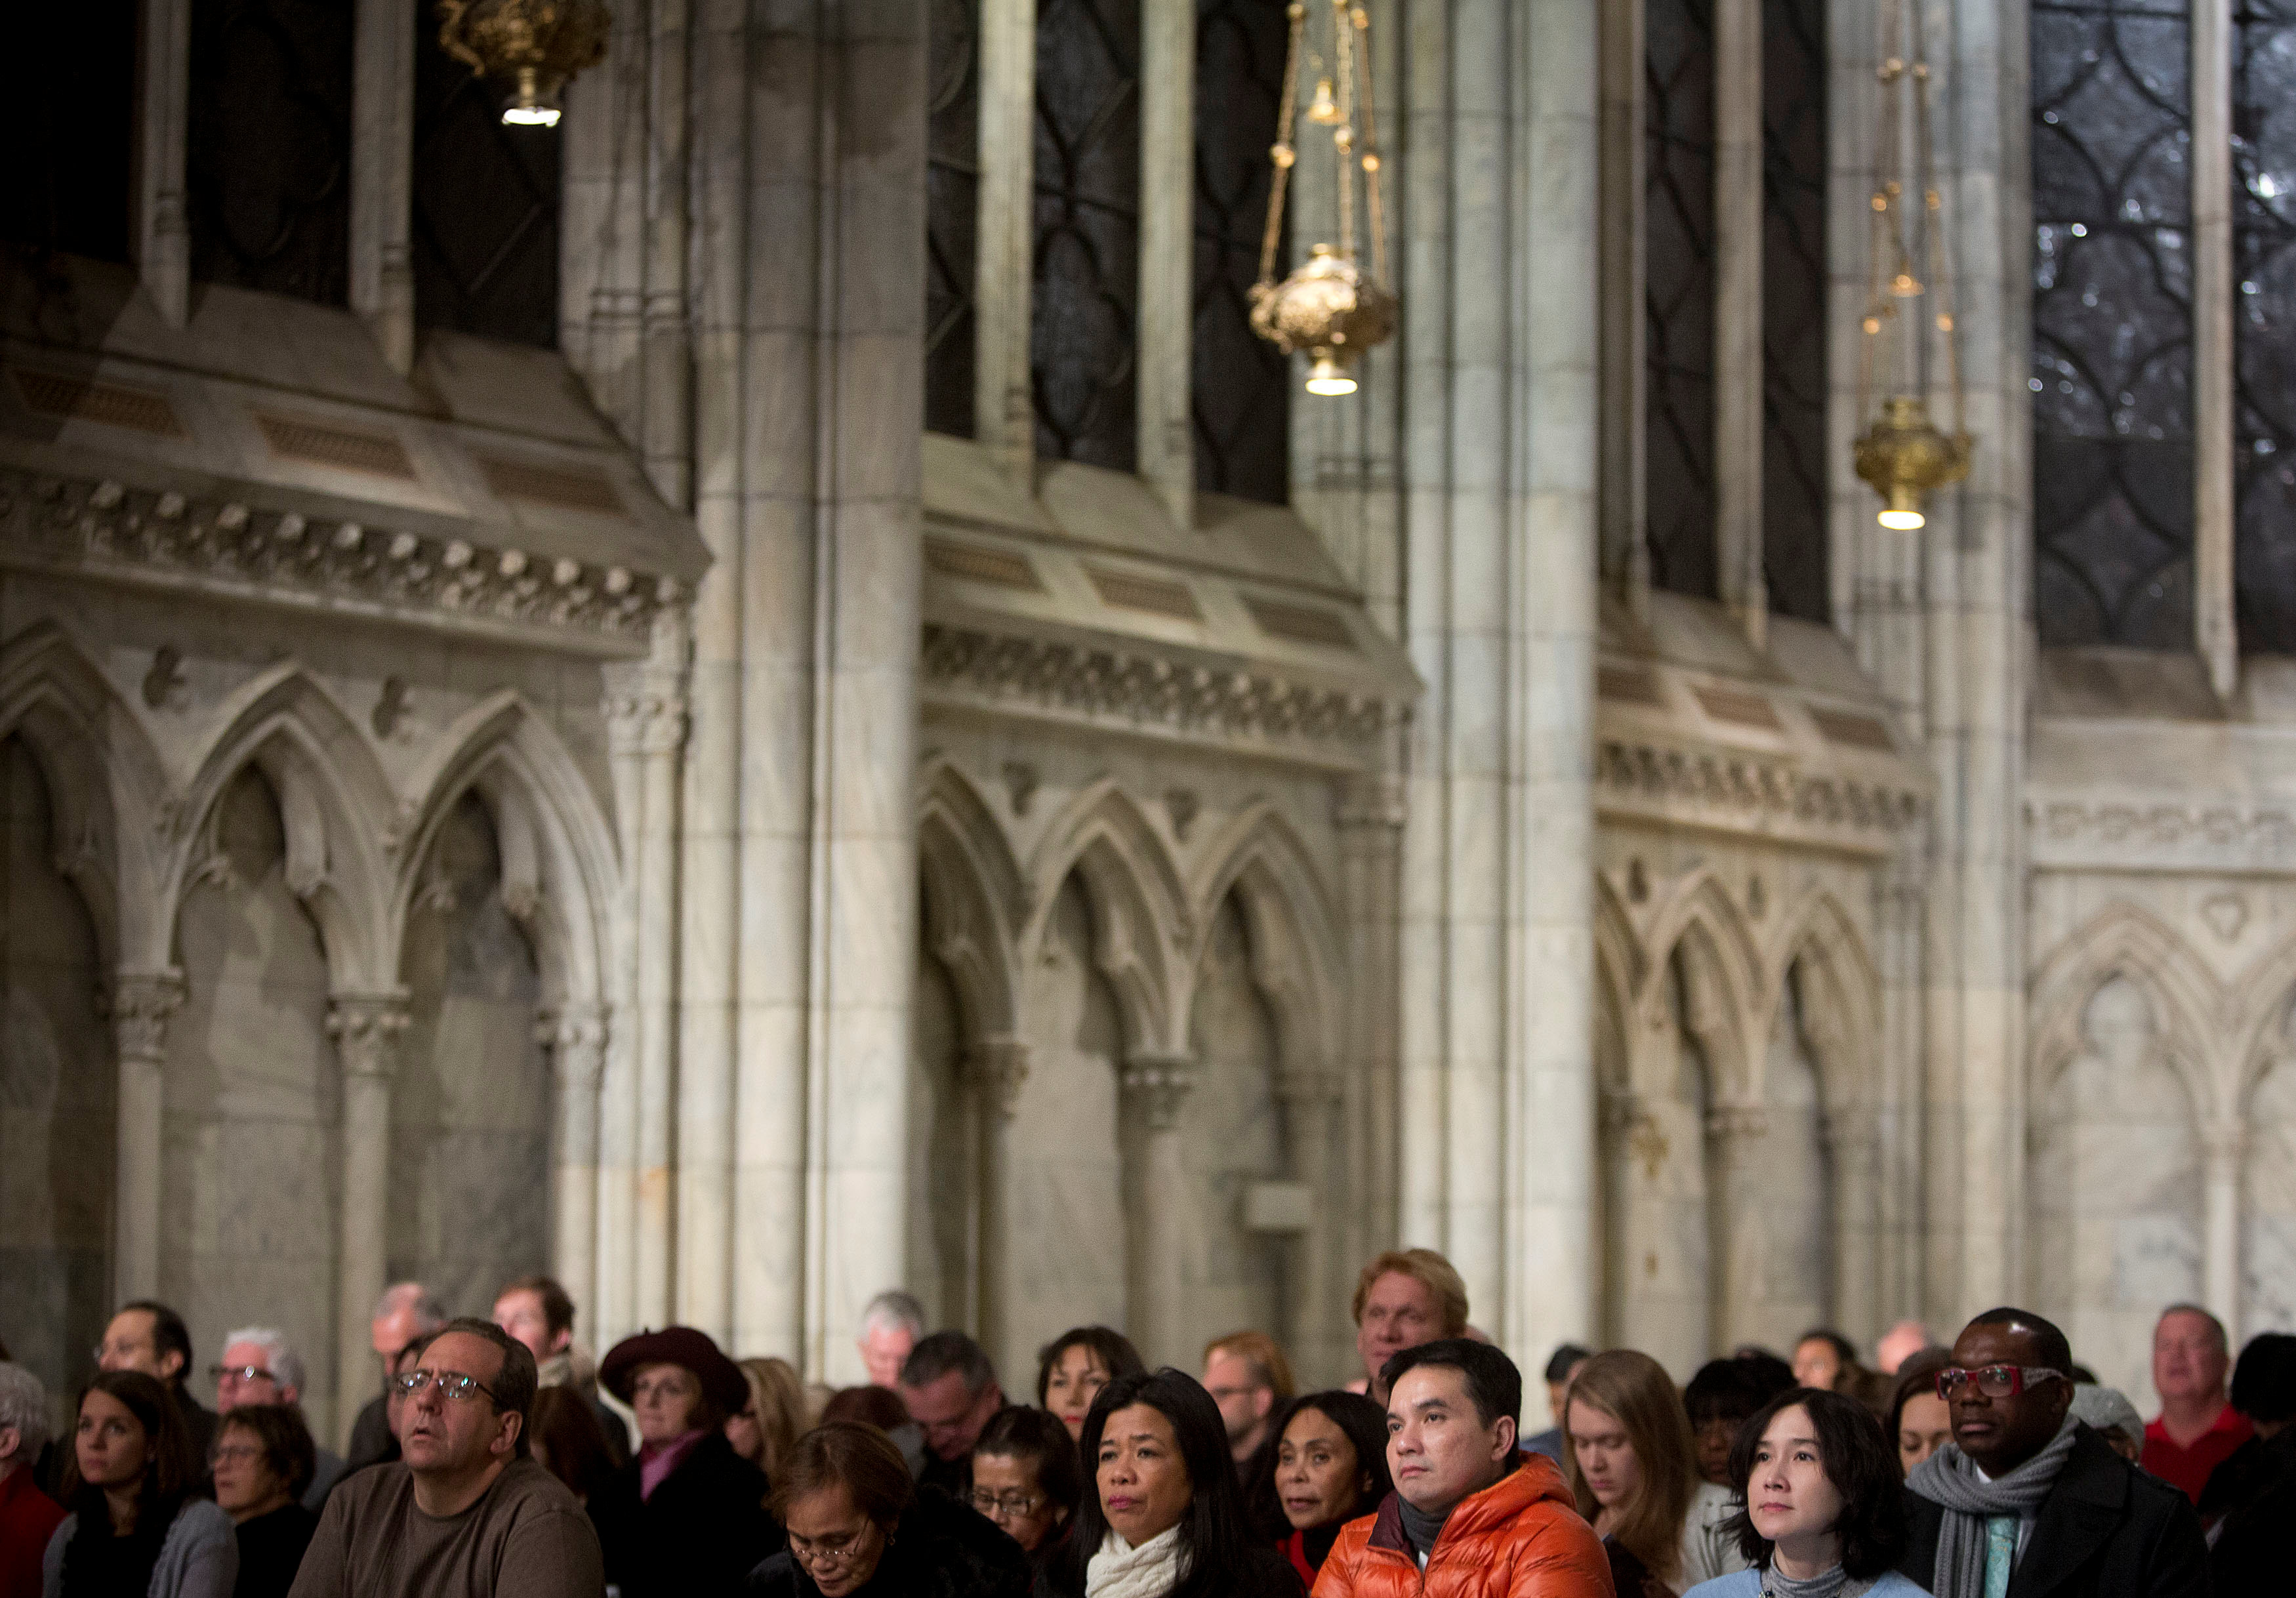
left=2140, top=1302, right=2253, bottom=1503
left=0, top=1362, right=66, bottom=1598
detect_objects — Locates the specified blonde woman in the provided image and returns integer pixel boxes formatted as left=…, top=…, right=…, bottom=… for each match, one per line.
left=1564, top=1350, right=1747, bottom=1597
left=726, top=1357, right=806, bottom=1479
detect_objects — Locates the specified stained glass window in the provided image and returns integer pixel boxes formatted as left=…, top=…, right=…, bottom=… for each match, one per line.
left=2030, top=0, right=2192, bottom=649
left=928, top=0, right=981, bottom=438
left=0, top=0, right=136, bottom=262
left=411, top=2, right=560, bottom=347
left=186, top=0, right=354, bottom=304
left=1033, top=0, right=1141, bottom=470
left=1761, top=0, right=1827, bottom=623
left=1647, top=0, right=1719, bottom=600
left=2234, top=2, right=2296, bottom=651
left=1191, top=0, right=1290, bottom=503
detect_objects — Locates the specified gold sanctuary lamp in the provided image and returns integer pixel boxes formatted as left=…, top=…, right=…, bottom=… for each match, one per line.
left=437, top=0, right=610, bottom=127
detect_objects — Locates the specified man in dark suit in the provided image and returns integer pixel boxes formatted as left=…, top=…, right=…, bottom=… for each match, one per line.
left=1898, top=1307, right=2210, bottom=1598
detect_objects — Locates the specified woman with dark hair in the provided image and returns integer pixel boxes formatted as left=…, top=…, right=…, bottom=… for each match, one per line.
left=594, top=1327, right=777, bottom=1598
left=1250, top=1391, right=1389, bottom=1587
left=1046, top=1369, right=1299, bottom=1598
left=1683, top=1363, right=1765, bottom=1490
left=41, top=1371, right=236, bottom=1598
left=528, top=1385, right=621, bottom=1506
left=1685, top=1387, right=1927, bottom=1597
left=970, top=1407, right=1082, bottom=1572
left=1036, top=1329, right=1147, bottom=1443
left=817, top=1387, right=927, bottom=1479
left=746, top=1422, right=1032, bottom=1598
left=1884, top=1352, right=1953, bottom=1479
left=209, top=1404, right=316, bottom=1598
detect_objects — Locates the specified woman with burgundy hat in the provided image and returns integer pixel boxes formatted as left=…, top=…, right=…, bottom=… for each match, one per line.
left=592, top=1326, right=780, bottom=1598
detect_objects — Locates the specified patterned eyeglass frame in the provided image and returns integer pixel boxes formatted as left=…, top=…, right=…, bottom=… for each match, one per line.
left=1935, top=1364, right=2069, bottom=1401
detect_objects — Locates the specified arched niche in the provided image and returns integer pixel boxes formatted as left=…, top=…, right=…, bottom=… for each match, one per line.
left=2240, top=993, right=2296, bottom=1338
left=908, top=904, right=976, bottom=1332
left=1746, top=958, right=1832, bottom=1350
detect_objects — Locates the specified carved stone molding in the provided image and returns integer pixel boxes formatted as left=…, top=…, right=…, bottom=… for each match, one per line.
left=1597, top=738, right=1922, bottom=855
left=0, top=470, right=679, bottom=656
left=328, top=993, right=412, bottom=1080
left=1120, top=1054, right=1198, bottom=1131
left=106, top=970, right=187, bottom=1062
left=2027, top=795, right=2296, bottom=876
left=967, top=1037, right=1031, bottom=1118
left=1705, top=1105, right=1770, bottom=1145
left=539, top=1005, right=610, bottom=1090
left=921, top=623, right=1400, bottom=770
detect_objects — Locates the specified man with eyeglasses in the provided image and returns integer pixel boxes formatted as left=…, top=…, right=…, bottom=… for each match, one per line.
left=214, top=1326, right=347, bottom=1509
left=95, top=1300, right=216, bottom=1469
left=343, top=1282, right=447, bottom=1473
left=1897, top=1307, right=2210, bottom=1598
left=287, top=1317, right=603, bottom=1598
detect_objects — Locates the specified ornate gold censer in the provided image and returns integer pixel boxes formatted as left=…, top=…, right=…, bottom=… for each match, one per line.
left=1250, top=0, right=1395, bottom=397
left=1852, top=0, right=1972, bottom=529
left=437, top=0, right=609, bottom=127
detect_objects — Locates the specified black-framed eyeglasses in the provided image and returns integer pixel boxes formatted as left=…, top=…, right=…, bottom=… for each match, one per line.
left=391, top=1368, right=502, bottom=1405
left=1937, top=1364, right=2067, bottom=1400
left=967, top=1490, right=1045, bottom=1517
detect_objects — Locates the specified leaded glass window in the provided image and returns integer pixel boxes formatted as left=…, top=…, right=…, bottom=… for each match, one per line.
left=1761, top=0, right=1826, bottom=623
left=1032, top=0, right=1141, bottom=470
left=928, top=0, right=981, bottom=438
left=1191, top=0, right=1290, bottom=503
left=1, top=0, right=136, bottom=262
left=186, top=0, right=354, bottom=304
left=2030, top=0, right=2193, bottom=649
left=2234, top=2, right=2296, bottom=650
left=411, top=1, right=559, bottom=347
left=1647, top=0, right=1719, bottom=600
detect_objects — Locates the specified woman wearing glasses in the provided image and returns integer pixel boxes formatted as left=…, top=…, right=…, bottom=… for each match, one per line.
left=745, top=1422, right=1034, bottom=1598
left=41, top=1371, right=236, bottom=1598
left=208, top=1404, right=316, bottom=1598
left=968, top=1406, right=1082, bottom=1573
left=594, top=1327, right=778, bottom=1598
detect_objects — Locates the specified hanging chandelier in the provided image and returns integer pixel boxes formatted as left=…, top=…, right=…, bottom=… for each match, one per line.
left=1851, top=0, right=1971, bottom=529
left=1250, top=0, right=1396, bottom=398
left=437, top=0, right=609, bottom=127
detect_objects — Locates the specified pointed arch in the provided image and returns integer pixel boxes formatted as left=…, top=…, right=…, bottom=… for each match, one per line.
left=2223, top=930, right=2296, bottom=1118
left=1763, top=890, right=1881, bottom=1112
left=1023, top=781, right=1192, bottom=1055
left=1639, top=870, right=1763, bottom=1101
left=916, top=760, right=1027, bottom=1040
left=168, top=666, right=398, bottom=992
left=1593, top=872, right=1643, bottom=1094
left=2028, top=903, right=2221, bottom=1124
left=391, top=691, right=619, bottom=1007
left=1186, top=802, right=1343, bottom=1073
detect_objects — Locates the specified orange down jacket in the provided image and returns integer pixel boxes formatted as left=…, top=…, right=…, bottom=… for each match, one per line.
left=1308, top=1452, right=1617, bottom=1598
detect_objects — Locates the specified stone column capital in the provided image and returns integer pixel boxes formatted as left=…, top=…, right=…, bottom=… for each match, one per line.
left=1121, top=1053, right=1197, bottom=1132
left=1337, top=773, right=1408, bottom=831
left=602, top=684, right=688, bottom=756
left=539, top=1005, right=610, bottom=1089
left=1704, top=1104, right=1769, bottom=1145
left=328, top=992, right=412, bottom=1080
left=1819, top=1105, right=1879, bottom=1158
left=966, top=1036, right=1031, bottom=1117
left=106, top=970, right=186, bottom=1061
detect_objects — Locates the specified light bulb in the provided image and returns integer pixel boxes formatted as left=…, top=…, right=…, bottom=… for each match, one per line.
left=1878, top=508, right=1925, bottom=530
left=503, top=104, right=561, bottom=125
left=1305, top=354, right=1356, bottom=396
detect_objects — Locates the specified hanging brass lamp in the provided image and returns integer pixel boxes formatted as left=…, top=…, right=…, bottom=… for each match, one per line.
left=1250, top=0, right=1396, bottom=397
left=1851, top=0, right=1971, bottom=529
left=437, top=0, right=609, bottom=127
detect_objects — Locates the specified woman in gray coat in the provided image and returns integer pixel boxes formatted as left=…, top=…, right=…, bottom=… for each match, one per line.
left=43, top=1371, right=235, bottom=1598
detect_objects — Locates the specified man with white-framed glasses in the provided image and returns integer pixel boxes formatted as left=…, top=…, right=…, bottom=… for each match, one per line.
left=1896, top=1307, right=2209, bottom=1598
left=287, top=1318, right=603, bottom=1598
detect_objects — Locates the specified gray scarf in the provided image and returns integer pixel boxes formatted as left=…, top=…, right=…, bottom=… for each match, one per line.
left=1760, top=1565, right=1874, bottom=1598
left=1395, top=1496, right=1449, bottom=1559
left=1906, top=1416, right=2081, bottom=1598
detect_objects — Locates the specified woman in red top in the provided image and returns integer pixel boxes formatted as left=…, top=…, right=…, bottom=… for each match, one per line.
left=1248, top=1392, right=1391, bottom=1588
left=0, top=1362, right=66, bottom=1598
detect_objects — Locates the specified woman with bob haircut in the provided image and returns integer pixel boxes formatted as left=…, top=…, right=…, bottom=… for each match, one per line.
left=745, top=1422, right=1033, bottom=1598
left=1044, top=1370, right=1300, bottom=1598
left=969, top=1406, right=1084, bottom=1574
left=1245, top=1391, right=1391, bottom=1583
left=43, top=1370, right=236, bottom=1598
left=1036, top=1328, right=1147, bottom=1443
left=208, top=1403, right=317, bottom=1598
left=1564, top=1351, right=1745, bottom=1596
left=1685, top=1387, right=1927, bottom=1597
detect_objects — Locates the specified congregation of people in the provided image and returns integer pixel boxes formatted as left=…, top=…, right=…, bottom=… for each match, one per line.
left=0, top=1252, right=2285, bottom=1598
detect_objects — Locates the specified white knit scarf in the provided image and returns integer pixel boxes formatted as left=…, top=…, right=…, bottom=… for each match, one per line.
left=1084, top=1525, right=1188, bottom=1598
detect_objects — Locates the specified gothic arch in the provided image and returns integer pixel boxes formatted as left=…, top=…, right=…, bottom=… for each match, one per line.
left=168, top=666, right=398, bottom=993
left=916, top=760, right=1027, bottom=1041
left=1185, top=803, right=1342, bottom=1074
left=1023, top=781, right=1192, bottom=1056
left=2029, top=904, right=2221, bottom=1124
left=1761, top=891, right=1881, bottom=1111
left=1638, top=871, right=1762, bottom=1102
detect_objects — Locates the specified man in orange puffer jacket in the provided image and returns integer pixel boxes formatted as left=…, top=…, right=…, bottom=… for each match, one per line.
left=1312, top=1339, right=1616, bottom=1598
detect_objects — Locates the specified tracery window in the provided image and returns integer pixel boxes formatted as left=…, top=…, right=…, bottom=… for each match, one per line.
left=2234, top=3, right=2296, bottom=650
left=1761, top=0, right=1828, bottom=624
left=1, top=0, right=137, bottom=262
left=928, top=0, right=981, bottom=438
left=186, top=0, right=354, bottom=305
left=2030, top=0, right=2193, bottom=649
left=1191, top=0, right=1290, bottom=503
left=1647, top=0, right=1719, bottom=600
left=1031, top=0, right=1141, bottom=470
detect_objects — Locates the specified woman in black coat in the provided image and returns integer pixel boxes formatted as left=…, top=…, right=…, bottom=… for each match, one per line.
left=747, top=1422, right=1033, bottom=1598
left=594, top=1326, right=779, bottom=1598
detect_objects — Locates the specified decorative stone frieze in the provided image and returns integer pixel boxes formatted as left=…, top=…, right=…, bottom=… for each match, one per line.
left=2026, top=794, right=2296, bottom=876
left=1596, top=737, right=1921, bottom=854
left=0, top=470, right=678, bottom=655
left=921, top=623, right=1399, bottom=769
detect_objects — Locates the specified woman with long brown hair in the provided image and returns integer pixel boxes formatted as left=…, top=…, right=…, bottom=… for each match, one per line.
left=43, top=1371, right=236, bottom=1598
left=1563, top=1351, right=1746, bottom=1597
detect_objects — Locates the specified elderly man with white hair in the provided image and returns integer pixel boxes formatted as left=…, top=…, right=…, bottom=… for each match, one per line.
left=856, top=1289, right=925, bottom=1389
left=216, top=1327, right=348, bottom=1509
left=345, top=1282, right=449, bottom=1473
left=1, top=1361, right=66, bottom=1598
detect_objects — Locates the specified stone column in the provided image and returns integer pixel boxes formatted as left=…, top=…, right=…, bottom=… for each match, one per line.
left=330, top=991, right=409, bottom=1452
left=975, top=0, right=1038, bottom=476
left=1712, top=0, right=1765, bottom=644
left=351, top=0, right=415, bottom=371
left=543, top=1006, right=610, bottom=1324
left=1136, top=0, right=1195, bottom=527
left=2194, top=0, right=2236, bottom=695
left=1336, top=773, right=1406, bottom=1279
left=968, top=1036, right=1029, bottom=1376
left=1822, top=1107, right=1882, bottom=1345
left=2202, top=1121, right=2245, bottom=1340
left=1704, top=1105, right=1768, bottom=1354
left=1122, top=1054, right=1196, bottom=1364
left=633, top=627, right=687, bottom=1328
left=1277, top=1067, right=1343, bottom=1384
left=108, top=971, right=184, bottom=1303
left=134, top=0, right=191, bottom=323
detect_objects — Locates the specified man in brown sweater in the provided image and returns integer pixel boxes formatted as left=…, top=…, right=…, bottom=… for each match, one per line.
left=289, top=1319, right=604, bottom=1598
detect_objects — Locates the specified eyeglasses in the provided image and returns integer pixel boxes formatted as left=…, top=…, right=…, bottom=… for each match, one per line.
left=1937, top=1364, right=2068, bottom=1400
left=210, top=1365, right=277, bottom=1385
left=391, top=1368, right=502, bottom=1405
left=210, top=1444, right=265, bottom=1466
left=787, top=1525, right=877, bottom=1569
left=967, top=1490, right=1045, bottom=1517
